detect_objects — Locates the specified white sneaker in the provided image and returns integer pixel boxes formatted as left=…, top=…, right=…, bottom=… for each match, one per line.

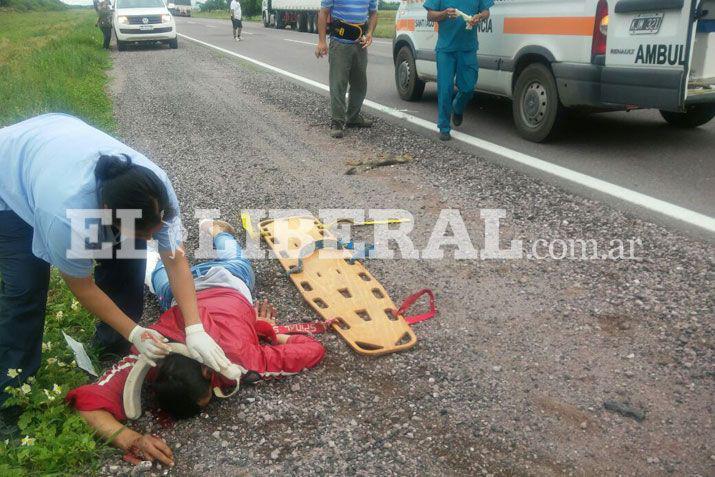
left=237, top=37, right=242, bottom=41
left=199, top=218, right=236, bottom=237
left=234, top=37, right=239, bottom=41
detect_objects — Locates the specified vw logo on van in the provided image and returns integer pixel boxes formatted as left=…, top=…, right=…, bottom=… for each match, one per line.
left=142, top=17, right=149, bottom=23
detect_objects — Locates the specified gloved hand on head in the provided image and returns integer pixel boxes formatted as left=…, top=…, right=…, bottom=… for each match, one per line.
left=123, top=342, right=247, bottom=419
left=184, top=323, right=231, bottom=372
left=128, top=325, right=171, bottom=366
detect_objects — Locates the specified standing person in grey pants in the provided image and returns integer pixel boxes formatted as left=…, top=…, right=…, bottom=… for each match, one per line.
left=315, top=0, right=378, bottom=138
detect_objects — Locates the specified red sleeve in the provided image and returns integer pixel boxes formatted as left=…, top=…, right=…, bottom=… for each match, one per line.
left=65, top=355, right=138, bottom=421
left=226, top=335, right=325, bottom=377
left=254, top=320, right=278, bottom=344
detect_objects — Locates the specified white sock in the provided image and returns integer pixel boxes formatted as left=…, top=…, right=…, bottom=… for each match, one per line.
left=145, top=250, right=161, bottom=293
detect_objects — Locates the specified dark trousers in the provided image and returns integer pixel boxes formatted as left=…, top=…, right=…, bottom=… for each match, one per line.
left=93, top=236, right=147, bottom=349
left=328, top=40, right=368, bottom=125
left=101, top=26, right=112, bottom=49
left=0, top=211, right=146, bottom=405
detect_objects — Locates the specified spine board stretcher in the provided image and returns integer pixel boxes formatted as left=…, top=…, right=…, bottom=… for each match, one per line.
left=260, top=216, right=418, bottom=356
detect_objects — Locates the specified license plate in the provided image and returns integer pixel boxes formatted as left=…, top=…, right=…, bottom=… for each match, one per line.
left=139, top=25, right=153, bottom=31
left=629, top=13, right=664, bottom=35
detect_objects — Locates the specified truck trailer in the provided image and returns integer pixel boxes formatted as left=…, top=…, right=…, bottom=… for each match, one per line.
left=262, top=0, right=321, bottom=32
left=168, top=0, right=192, bottom=16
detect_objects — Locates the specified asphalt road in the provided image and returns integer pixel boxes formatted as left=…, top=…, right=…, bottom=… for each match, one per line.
left=173, top=17, right=715, bottom=237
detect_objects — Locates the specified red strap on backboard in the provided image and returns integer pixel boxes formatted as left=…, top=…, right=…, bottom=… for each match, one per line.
left=272, top=289, right=436, bottom=335
left=394, top=288, right=436, bottom=325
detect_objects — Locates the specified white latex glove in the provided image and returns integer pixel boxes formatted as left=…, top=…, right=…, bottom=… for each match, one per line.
left=454, top=8, right=474, bottom=29
left=185, top=323, right=230, bottom=371
left=222, top=363, right=243, bottom=381
left=128, top=325, right=170, bottom=366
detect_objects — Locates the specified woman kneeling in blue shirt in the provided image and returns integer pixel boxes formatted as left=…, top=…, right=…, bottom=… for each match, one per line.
left=0, top=114, right=233, bottom=418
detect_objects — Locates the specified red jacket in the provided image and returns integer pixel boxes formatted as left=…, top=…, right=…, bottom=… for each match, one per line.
left=66, top=288, right=325, bottom=421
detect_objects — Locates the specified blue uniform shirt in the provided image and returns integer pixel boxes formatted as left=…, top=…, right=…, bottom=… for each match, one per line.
left=423, top=0, right=493, bottom=52
left=321, top=0, right=377, bottom=43
left=0, top=113, right=183, bottom=277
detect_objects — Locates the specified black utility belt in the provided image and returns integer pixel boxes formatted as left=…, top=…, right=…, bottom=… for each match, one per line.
left=330, top=19, right=368, bottom=41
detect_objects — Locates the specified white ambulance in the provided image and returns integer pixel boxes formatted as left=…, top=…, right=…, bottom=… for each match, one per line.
left=392, top=0, right=715, bottom=141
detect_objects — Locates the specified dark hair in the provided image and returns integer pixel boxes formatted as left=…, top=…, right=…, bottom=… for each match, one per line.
left=95, top=154, right=176, bottom=234
left=151, top=354, right=211, bottom=419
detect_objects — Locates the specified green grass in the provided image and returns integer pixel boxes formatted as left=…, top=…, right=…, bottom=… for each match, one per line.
left=194, top=9, right=260, bottom=21
left=194, top=9, right=396, bottom=38
left=0, top=0, right=66, bottom=11
left=373, top=9, right=396, bottom=39
left=194, top=9, right=231, bottom=19
left=0, top=5, right=114, bottom=476
left=0, top=273, right=111, bottom=476
left=0, top=9, right=115, bottom=130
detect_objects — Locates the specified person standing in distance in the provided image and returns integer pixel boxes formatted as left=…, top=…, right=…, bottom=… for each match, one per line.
left=95, top=0, right=113, bottom=50
left=230, top=0, right=242, bottom=41
left=424, top=0, right=493, bottom=141
left=315, top=0, right=378, bottom=138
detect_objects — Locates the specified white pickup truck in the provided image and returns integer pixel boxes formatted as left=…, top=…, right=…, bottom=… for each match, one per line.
left=393, top=0, right=715, bottom=141
left=114, top=0, right=178, bottom=51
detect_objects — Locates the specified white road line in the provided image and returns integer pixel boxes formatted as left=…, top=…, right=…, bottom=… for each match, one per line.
left=178, top=33, right=715, bottom=233
left=284, top=38, right=316, bottom=46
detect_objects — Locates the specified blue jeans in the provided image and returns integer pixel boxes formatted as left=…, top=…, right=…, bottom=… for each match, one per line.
left=0, top=211, right=145, bottom=405
left=436, top=49, right=478, bottom=133
left=151, top=233, right=255, bottom=311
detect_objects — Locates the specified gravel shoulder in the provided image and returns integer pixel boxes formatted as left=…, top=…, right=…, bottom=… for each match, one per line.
left=103, top=41, right=714, bottom=476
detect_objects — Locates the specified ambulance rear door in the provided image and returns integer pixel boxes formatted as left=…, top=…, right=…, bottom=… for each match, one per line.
left=601, top=0, right=700, bottom=111
left=687, top=1, right=715, bottom=105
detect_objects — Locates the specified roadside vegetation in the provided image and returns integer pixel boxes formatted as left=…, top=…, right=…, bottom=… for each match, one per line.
left=0, top=5, right=114, bottom=130
left=194, top=9, right=261, bottom=21
left=0, top=0, right=64, bottom=10
left=0, top=275, right=110, bottom=475
left=373, top=9, right=397, bottom=38
left=0, top=2, right=113, bottom=475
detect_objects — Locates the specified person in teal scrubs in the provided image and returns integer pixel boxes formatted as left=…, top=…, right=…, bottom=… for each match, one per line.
left=424, top=0, right=493, bottom=141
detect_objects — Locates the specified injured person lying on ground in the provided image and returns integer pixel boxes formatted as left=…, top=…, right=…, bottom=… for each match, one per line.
left=65, top=220, right=325, bottom=466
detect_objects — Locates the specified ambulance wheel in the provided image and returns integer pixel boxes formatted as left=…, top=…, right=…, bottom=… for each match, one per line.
left=275, top=12, right=284, bottom=29
left=169, top=37, right=178, bottom=49
left=395, top=46, right=425, bottom=101
left=513, top=63, right=563, bottom=142
left=660, top=104, right=715, bottom=128
left=117, top=39, right=127, bottom=51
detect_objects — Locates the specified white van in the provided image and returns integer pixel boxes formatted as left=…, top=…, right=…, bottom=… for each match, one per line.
left=114, top=0, right=178, bottom=51
left=393, top=0, right=715, bottom=141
